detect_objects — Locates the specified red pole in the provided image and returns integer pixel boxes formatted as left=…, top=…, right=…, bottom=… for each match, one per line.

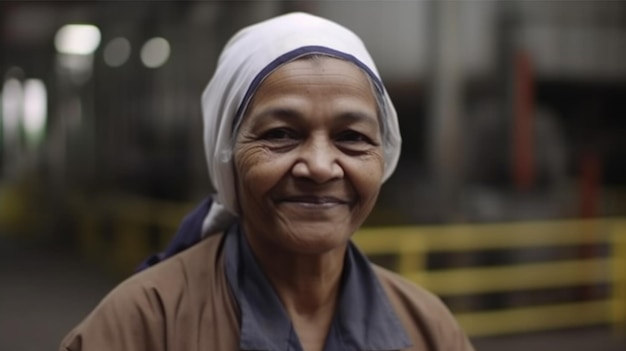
left=513, top=51, right=534, bottom=191
left=578, top=151, right=601, bottom=300
left=579, top=151, right=601, bottom=218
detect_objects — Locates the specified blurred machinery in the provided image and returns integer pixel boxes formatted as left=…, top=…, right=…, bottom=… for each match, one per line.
left=1, top=1, right=625, bottom=217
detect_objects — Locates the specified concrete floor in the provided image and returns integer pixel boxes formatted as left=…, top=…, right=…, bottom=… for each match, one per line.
left=0, top=240, right=115, bottom=351
left=1, top=238, right=624, bottom=351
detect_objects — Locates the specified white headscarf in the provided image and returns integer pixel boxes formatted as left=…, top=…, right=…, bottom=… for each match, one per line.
left=201, top=12, right=402, bottom=236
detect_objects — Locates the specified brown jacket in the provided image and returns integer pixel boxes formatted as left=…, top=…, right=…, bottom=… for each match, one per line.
left=60, top=233, right=474, bottom=351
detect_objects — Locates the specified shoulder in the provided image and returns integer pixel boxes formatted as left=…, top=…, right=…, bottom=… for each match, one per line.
left=372, top=264, right=446, bottom=313
left=137, top=231, right=227, bottom=288
left=372, top=264, right=455, bottom=324
left=372, top=264, right=475, bottom=351
left=106, top=231, right=226, bottom=307
left=60, top=233, right=227, bottom=351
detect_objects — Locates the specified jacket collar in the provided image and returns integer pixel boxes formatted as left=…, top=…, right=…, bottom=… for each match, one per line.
left=223, top=223, right=412, bottom=350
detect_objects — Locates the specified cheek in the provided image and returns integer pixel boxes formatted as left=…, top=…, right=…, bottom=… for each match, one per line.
left=234, top=146, right=267, bottom=194
left=362, top=151, right=385, bottom=183
left=348, top=152, right=385, bottom=201
left=234, top=146, right=264, bottom=180
left=234, top=145, right=288, bottom=202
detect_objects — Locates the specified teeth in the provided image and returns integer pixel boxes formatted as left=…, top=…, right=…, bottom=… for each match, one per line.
left=300, top=197, right=336, bottom=204
left=283, top=196, right=343, bottom=204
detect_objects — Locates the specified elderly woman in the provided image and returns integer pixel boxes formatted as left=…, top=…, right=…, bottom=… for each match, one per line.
left=60, top=13, right=474, bottom=351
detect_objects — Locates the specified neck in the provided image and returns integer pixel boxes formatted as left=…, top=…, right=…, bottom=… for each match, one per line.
left=242, top=226, right=350, bottom=351
left=245, top=232, right=346, bottom=316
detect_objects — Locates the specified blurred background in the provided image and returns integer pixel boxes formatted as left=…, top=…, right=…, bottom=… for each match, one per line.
left=0, top=1, right=625, bottom=350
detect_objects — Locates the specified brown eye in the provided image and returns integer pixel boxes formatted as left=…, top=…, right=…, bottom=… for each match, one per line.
left=336, top=130, right=374, bottom=144
left=257, top=128, right=300, bottom=152
left=260, top=128, right=298, bottom=141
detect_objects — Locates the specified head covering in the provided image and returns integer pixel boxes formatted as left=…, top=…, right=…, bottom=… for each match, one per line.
left=201, top=12, right=402, bottom=236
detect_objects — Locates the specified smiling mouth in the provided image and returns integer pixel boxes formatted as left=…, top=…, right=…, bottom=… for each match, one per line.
left=277, top=196, right=350, bottom=207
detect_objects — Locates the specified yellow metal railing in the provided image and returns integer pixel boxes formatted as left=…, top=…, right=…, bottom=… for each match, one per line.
left=73, top=194, right=193, bottom=274
left=0, top=180, right=40, bottom=237
left=69, top=194, right=626, bottom=337
left=354, top=220, right=624, bottom=336
left=613, top=220, right=626, bottom=333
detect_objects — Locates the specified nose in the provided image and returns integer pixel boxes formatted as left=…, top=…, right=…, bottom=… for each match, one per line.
left=291, top=136, right=344, bottom=183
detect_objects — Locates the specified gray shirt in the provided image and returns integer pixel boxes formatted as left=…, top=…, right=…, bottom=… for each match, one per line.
left=224, top=222, right=412, bottom=350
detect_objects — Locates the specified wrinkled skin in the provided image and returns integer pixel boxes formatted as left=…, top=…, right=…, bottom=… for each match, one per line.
left=234, top=56, right=385, bottom=257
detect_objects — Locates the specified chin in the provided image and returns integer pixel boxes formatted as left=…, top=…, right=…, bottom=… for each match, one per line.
left=281, top=224, right=353, bottom=255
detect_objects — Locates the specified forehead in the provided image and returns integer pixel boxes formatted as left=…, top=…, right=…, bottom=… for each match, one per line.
left=260, top=56, right=373, bottom=94
left=241, top=56, right=378, bottom=122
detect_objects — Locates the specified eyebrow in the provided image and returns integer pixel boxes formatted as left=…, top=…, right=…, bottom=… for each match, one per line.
left=249, top=107, right=379, bottom=129
left=250, top=107, right=302, bottom=122
left=334, top=111, right=379, bottom=129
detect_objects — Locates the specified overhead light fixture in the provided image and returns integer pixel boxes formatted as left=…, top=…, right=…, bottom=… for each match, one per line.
left=23, top=79, right=47, bottom=144
left=103, top=37, right=131, bottom=67
left=55, top=24, right=101, bottom=55
left=2, top=78, right=23, bottom=155
left=2, top=78, right=22, bottom=135
left=140, top=37, right=170, bottom=68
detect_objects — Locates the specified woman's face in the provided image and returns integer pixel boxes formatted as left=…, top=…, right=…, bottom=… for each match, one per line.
left=234, top=56, right=384, bottom=255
